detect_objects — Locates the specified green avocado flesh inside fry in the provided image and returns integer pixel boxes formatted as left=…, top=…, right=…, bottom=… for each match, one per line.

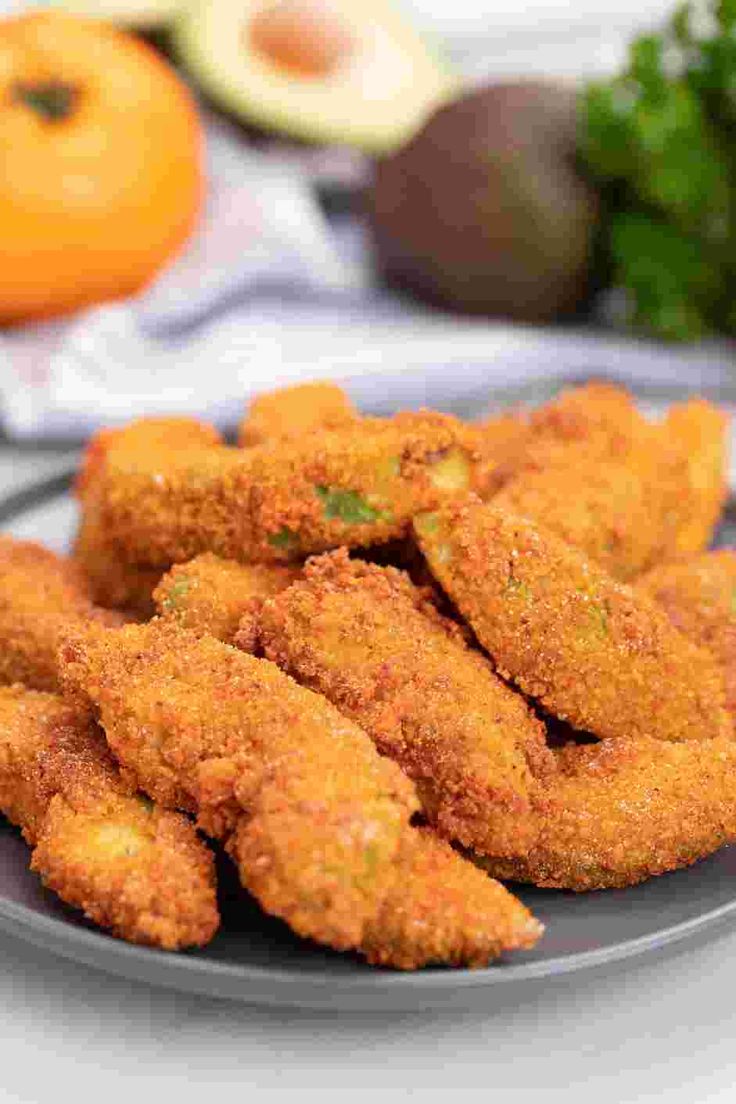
left=268, top=527, right=300, bottom=550
left=587, top=602, right=609, bottom=637
left=315, top=486, right=386, bottom=525
left=160, top=577, right=192, bottom=611
left=505, top=577, right=532, bottom=601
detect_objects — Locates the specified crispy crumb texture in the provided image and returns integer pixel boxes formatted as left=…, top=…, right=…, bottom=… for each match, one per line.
left=0, top=536, right=122, bottom=691
left=84, top=411, right=486, bottom=567
left=640, top=550, right=736, bottom=715
left=155, top=553, right=300, bottom=646
left=60, top=620, right=541, bottom=968
left=259, top=548, right=553, bottom=859
left=0, top=686, right=218, bottom=948
left=414, top=497, right=731, bottom=743
left=479, top=735, right=736, bottom=889
left=238, top=381, right=358, bottom=447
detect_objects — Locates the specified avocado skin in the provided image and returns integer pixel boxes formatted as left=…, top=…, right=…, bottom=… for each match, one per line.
left=367, top=82, right=599, bottom=323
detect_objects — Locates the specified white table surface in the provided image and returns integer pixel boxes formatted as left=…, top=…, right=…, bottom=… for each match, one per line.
left=0, top=449, right=735, bottom=1104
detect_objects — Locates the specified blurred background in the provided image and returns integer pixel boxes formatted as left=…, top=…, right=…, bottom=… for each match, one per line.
left=0, top=0, right=673, bottom=78
left=1, top=0, right=734, bottom=442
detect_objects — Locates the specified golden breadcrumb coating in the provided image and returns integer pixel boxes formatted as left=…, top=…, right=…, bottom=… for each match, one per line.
left=474, top=411, right=534, bottom=497
left=492, top=444, right=662, bottom=580
left=414, top=497, right=731, bottom=743
left=74, top=417, right=224, bottom=502
left=155, top=553, right=300, bottom=647
left=478, top=735, right=736, bottom=890
left=74, top=506, right=162, bottom=620
left=74, top=418, right=223, bottom=617
left=491, top=392, right=728, bottom=580
left=478, top=383, right=644, bottom=497
left=259, top=549, right=553, bottom=859
left=88, top=411, right=486, bottom=568
left=662, top=399, right=729, bottom=555
left=639, top=551, right=736, bottom=714
left=353, top=537, right=441, bottom=593
left=238, top=381, right=357, bottom=447
left=525, top=380, right=645, bottom=459
left=60, top=620, right=542, bottom=968
left=0, top=537, right=122, bottom=692
left=0, top=686, right=218, bottom=948
left=361, top=827, right=540, bottom=968
left=478, top=381, right=641, bottom=495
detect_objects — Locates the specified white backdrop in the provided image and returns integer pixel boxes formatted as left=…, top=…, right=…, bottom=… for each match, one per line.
left=1, top=0, right=673, bottom=77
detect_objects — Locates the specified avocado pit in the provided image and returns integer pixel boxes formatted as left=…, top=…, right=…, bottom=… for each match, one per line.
left=248, top=0, right=355, bottom=80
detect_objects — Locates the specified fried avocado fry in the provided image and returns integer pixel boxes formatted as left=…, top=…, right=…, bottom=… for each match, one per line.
left=89, top=411, right=484, bottom=568
left=491, top=394, right=728, bottom=580
left=478, top=382, right=644, bottom=497
left=0, top=686, right=218, bottom=948
left=662, top=399, right=729, bottom=555
left=74, top=418, right=224, bottom=617
left=75, top=418, right=224, bottom=502
left=360, top=826, right=538, bottom=968
left=155, top=553, right=300, bottom=647
left=74, top=506, right=162, bottom=620
left=478, top=735, right=736, bottom=890
left=478, top=383, right=642, bottom=492
left=60, top=620, right=542, bottom=968
left=258, top=549, right=553, bottom=859
left=0, top=537, right=122, bottom=692
left=238, top=381, right=358, bottom=447
left=523, top=380, right=645, bottom=460
left=639, top=551, right=736, bottom=714
left=414, top=498, right=731, bottom=743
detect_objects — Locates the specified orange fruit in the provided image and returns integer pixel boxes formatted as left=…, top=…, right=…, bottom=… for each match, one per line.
left=0, top=10, right=203, bottom=324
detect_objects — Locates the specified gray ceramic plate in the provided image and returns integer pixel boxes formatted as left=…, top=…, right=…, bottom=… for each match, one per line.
left=2, top=379, right=736, bottom=1012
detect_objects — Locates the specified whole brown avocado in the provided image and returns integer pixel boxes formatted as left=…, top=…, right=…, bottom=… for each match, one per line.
left=367, top=82, right=598, bottom=322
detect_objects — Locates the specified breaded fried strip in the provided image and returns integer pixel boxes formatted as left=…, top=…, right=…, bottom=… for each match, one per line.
left=0, top=537, right=121, bottom=691
left=491, top=394, right=728, bottom=579
left=74, top=507, right=162, bottom=620
left=414, top=498, right=731, bottom=743
left=478, top=736, right=736, bottom=890
left=238, top=381, right=357, bottom=447
left=479, top=382, right=643, bottom=498
left=89, top=411, right=485, bottom=568
left=362, top=828, right=538, bottom=968
left=75, top=417, right=224, bottom=502
left=0, top=686, right=218, bottom=948
left=524, top=381, right=644, bottom=460
left=74, top=418, right=223, bottom=617
left=639, top=551, right=736, bottom=714
left=258, top=549, right=553, bottom=859
left=662, top=399, right=729, bottom=555
left=60, top=621, right=542, bottom=968
left=155, top=553, right=300, bottom=647
left=493, top=445, right=665, bottom=580
left=474, top=411, right=533, bottom=497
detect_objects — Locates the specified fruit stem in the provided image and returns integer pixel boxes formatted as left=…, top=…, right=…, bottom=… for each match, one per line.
left=12, top=80, right=79, bottom=123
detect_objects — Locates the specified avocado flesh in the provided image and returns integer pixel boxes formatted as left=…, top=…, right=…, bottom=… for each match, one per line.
left=368, top=82, right=599, bottom=322
left=175, top=0, right=457, bottom=153
left=46, top=0, right=181, bottom=26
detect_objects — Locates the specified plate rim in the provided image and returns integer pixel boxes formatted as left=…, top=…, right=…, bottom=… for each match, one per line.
left=1, top=468, right=735, bottom=1008
left=1, top=869, right=736, bottom=1004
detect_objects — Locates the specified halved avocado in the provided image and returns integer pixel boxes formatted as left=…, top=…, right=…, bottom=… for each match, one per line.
left=46, top=0, right=181, bottom=27
left=368, top=82, right=599, bottom=322
left=175, top=0, right=457, bottom=152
